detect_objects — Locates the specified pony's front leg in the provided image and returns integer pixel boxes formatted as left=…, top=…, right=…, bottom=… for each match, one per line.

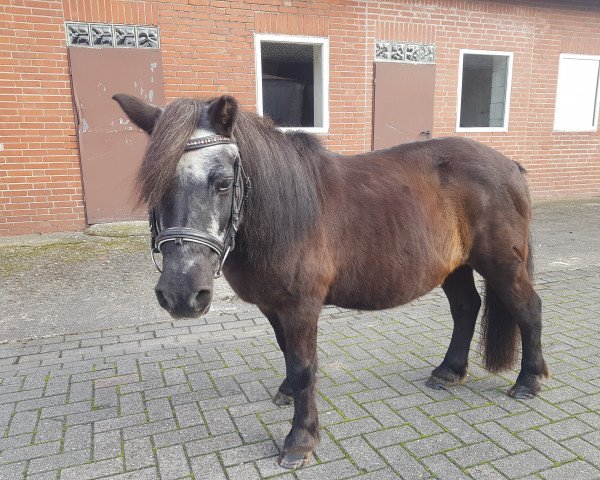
left=259, top=308, right=294, bottom=405
left=277, top=304, right=320, bottom=469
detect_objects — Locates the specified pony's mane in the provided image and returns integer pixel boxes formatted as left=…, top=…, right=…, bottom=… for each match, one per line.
left=233, top=108, right=325, bottom=267
left=136, top=97, right=326, bottom=268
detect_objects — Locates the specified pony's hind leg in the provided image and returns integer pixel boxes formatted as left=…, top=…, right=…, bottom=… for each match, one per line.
left=426, top=265, right=481, bottom=390
left=485, top=271, right=549, bottom=398
left=261, top=308, right=294, bottom=405
left=474, top=240, right=550, bottom=399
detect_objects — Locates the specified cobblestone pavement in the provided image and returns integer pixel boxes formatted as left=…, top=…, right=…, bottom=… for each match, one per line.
left=0, top=200, right=599, bottom=479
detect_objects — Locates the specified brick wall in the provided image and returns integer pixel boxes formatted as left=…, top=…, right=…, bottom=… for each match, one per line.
left=1, top=0, right=599, bottom=235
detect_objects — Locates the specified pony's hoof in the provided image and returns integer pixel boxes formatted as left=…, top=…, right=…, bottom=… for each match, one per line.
left=508, top=384, right=538, bottom=399
left=277, top=450, right=312, bottom=469
left=425, top=375, right=450, bottom=390
left=426, top=369, right=466, bottom=391
left=273, top=390, right=293, bottom=406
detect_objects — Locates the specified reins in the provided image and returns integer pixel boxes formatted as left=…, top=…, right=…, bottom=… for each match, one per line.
left=149, top=134, right=251, bottom=277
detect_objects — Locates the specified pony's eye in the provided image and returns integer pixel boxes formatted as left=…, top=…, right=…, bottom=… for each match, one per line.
left=216, top=178, right=233, bottom=193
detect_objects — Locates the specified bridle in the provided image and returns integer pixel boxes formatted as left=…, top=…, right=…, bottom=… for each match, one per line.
left=149, top=134, right=250, bottom=277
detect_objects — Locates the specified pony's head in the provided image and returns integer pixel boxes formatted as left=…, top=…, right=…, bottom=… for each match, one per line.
left=113, top=94, right=242, bottom=318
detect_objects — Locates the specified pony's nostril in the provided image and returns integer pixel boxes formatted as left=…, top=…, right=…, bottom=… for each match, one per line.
left=155, top=288, right=172, bottom=310
left=193, top=289, right=212, bottom=312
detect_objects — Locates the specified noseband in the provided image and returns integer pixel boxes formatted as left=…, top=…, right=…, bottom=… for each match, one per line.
left=149, top=134, right=250, bottom=277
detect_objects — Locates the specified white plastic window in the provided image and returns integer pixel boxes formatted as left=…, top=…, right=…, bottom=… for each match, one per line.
left=255, top=34, right=329, bottom=133
left=554, top=54, right=600, bottom=132
left=457, top=50, right=513, bottom=132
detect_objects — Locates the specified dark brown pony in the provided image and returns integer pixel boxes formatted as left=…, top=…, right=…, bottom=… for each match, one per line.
left=113, top=94, right=549, bottom=469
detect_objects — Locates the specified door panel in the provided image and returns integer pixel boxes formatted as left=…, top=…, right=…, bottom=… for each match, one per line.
left=373, top=62, right=435, bottom=150
left=69, top=47, right=165, bottom=224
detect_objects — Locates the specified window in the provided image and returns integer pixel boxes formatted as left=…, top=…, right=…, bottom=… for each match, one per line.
left=255, top=34, right=329, bottom=132
left=456, top=50, right=513, bottom=132
left=554, top=54, right=600, bottom=132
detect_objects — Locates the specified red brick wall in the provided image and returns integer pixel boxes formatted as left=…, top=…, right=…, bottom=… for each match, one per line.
left=1, top=0, right=84, bottom=236
left=1, top=0, right=599, bottom=235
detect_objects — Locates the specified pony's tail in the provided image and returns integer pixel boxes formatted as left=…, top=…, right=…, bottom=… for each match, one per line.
left=480, top=236, right=534, bottom=372
left=481, top=283, right=520, bottom=373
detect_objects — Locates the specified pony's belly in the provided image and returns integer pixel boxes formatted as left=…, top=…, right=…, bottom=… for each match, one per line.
left=324, top=287, right=421, bottom=311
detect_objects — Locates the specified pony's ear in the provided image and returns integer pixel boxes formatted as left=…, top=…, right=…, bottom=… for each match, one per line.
left=208, top=95, right=239, bottom=136
left=112, top=94, right=161, bottom=134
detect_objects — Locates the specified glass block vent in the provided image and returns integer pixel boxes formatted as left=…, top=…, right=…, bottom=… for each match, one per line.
left=137, top=27, right=159, bottom=48
left=91, top=24, right=113, bottom=46
left=375, top=41, right=435, bottom=64
left=115, top=25, right=136, bottom=47
left=66, top=22, right=160, bottom=48
left=67, top=22, right=90, bottom=45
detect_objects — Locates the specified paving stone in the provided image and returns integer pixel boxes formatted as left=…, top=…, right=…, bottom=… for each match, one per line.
left=226, top=462, right=261, bottom=480
left=186, top=432, right=243, bottom=457
left=313, top=431, right=346, bottom=463
left=0, top=440, right=60, bottom=463
left=8, top=410, right=38, bottom=435
left=99, top=467, right=160, bottom=479
left=0, top=461, right=27, bottom=480
left=220, top=440, right=279, bottom=466
left=446, top=440, right=508, bottom=468
left=296, top=459, right=360, bottom=480
left=364, top=424, right=421, bottom=448
left=404, top=432, right=462, bottom=458
left=326, top=417, right=381, bottom=440
left=122, top=418, right=177, bottom=440
left=496, top=410, right=549, bottom=432
left=538, top=417, right=594, bottom=441
left=156, top=444, right=190, bottom=480
left=124, top=437, right=155, bottom=470
left=475, top=421, right=529, bottom=454
left=173, top=402, right=203, bottom=428
left=379, top=444, right=428, bottom=478
left=361, top=400, right=406, bottom=428
left=93, top=429, right=122, bottom=461
left=25, top=471, right=57, bottom=480
left=540, top=460, right=600, bottom=480
left=340, top=435, right=386, bottom=471
left=492, top=449, right=553, bottom=478
left=467, top=463, right=504, bottom=479
left=153, top=424, right=209, bottom=448
left=63, top=423, right=92, bottom=452
left=34, top=417, right=63, bottom=443
left=232, top=413, right=270, bottom=443
left=146, top=397, right=173, bottom=422
left=435, top=414, right=486, bottom=443
left=562, top=437, right=600, bottom=468
left=60, top=458, right=124, bottom=479
left=421, top=454, right=470, bottom=479
left=28, top=448, right=90, bottom=474
left=190, top=453, right=227, bottom=480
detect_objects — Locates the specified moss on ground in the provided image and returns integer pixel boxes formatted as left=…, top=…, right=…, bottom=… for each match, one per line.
left=0, top=235, right=148, bottom=277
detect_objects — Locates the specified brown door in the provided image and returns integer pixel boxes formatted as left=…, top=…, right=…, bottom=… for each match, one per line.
left=68, top=47, right=165, bottom=224
left=372, top=62, right=435, bottom=150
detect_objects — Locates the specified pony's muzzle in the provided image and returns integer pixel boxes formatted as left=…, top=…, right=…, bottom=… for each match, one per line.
left=155, top=283, right=212, bottom=318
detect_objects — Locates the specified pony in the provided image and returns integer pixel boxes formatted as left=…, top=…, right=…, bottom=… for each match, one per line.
left=113, top=93, right=549, bottom=469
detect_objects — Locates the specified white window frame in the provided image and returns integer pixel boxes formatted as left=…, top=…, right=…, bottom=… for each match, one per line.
left=456, top=49, right=514, bottom=133
left=553, top=53, right=600, bottom=132
left=254, top=33, right=329, bottom=134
